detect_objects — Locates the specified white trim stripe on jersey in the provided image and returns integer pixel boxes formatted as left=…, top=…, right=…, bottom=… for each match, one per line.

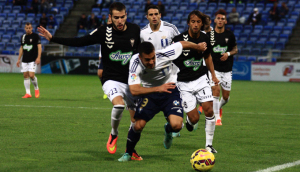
left=130, top=58, right=140, bottom=73
left=163, top=22, right=180, bottom=35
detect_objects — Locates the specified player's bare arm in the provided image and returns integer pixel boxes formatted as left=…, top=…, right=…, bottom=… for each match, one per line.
left=129, top=82, right=176, bottom=96
left=35, top=44, right=42, bottom=65
left=204, top=54, right=219, bottom=86
left=16, top=46, right=23, bottom=67
left=220, top=45, right=238, bottom=61
left=179, top=41, right=207, bottom=51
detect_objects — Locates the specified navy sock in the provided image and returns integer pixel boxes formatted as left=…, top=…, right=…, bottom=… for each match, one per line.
left=165, top=123, right=174, bottom=133
left=126, top=127, right=141, bottom=156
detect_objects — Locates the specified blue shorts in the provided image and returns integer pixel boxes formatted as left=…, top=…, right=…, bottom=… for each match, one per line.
left=134, top=87, right=183, bottom=122
left=98, top=59, right=103, bottom=70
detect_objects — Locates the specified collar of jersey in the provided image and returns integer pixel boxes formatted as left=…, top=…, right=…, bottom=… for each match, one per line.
left=149, top=20, right=164, bottom=33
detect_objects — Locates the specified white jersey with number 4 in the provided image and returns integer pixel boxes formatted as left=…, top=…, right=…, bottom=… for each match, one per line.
left=140, top=20, right=180, bottom=50
left=128, top=42, right=183, bottom=88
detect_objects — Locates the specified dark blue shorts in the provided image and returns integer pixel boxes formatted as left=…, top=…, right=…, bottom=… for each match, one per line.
left=134, top=87, right=183, bottom=122
left=98, top=59, right=103, bottom=70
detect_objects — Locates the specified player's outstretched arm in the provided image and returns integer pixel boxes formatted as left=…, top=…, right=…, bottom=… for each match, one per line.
left=179, top=41, right=207, bottom=52
left=37, top=26, right=100, bottom=47
left=129, top=82, right=176, bottom=96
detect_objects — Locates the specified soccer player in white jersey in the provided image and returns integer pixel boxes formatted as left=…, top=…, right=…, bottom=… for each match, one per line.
left=118, top=41, right=207, bottom=162
left=141, top=5, right=182, bottom=138
left=140, top=5, right=180, bottom=50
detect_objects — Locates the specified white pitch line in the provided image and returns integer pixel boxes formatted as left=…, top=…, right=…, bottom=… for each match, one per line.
left=1, top=105, right=299, bottom=115
left=254, top=160, right=300, bottom=172
left=2, top=104, right=111, bottom=110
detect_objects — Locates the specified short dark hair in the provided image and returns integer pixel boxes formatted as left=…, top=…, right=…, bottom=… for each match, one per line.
left=109, top=2, right=126, bottom=16
left=146, top=5, right=160, bottom=15
left=138, top=42, right=155, bottom=57
left=187, top=10, right=208, bottom=25
left=25, top=22, right=32, bottom=26
left=215, top=9, right=227, bottom=17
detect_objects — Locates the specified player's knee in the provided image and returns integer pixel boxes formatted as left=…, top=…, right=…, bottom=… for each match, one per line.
left=204, top=107, right=214, bottom=117
left=29, top=74, right=35, bottom=79
left=171, top=123, right=183, bottom=132
left=188, top=113, right=199, bottom=124
left=134, top=121, right=145, bottom=132
left=97, top=70, right=103, bottom=78
left=223, top=95, right=230, bottom=101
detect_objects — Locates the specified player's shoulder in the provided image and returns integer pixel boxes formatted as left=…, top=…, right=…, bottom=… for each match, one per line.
left=141, top=24, right=149, bottom=32
left=224, top=29, right=235, bottom=36
left=127, top=22, right=140, bottom=31
left=173, top=31, right=187, bottom=41
left=162, top=21, right=179, bottom=32
left=130, top=54, right=141, bottom=72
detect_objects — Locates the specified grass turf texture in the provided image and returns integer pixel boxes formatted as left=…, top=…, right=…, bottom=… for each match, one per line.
left=0, top=73, right=299, bottom=172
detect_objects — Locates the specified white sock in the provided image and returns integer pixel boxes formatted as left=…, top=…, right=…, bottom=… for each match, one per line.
left=129, top=121, right=135, bottom=131
left=111, top=105, right=124, bottom=136
left=24, top=78, right=31, bottom=95
left=213, top=96, right=220, bottom=120
left=30, top=76, right=39, bottom=90
left=220, top=96, right=230, bottom=109
left=205, top=115, right=216, bottom=146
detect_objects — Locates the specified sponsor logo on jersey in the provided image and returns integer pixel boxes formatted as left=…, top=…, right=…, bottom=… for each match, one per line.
left=184, top=58, right=203, bottom=71
left=109, top=51, right=133, bottom=65
left=23, top=44, right=33, bottom=51
left=213, top=45, right=228, bottom=54
left=30, top=39, right=32, bottom=42
left=148, top=37, right=152, bottom=40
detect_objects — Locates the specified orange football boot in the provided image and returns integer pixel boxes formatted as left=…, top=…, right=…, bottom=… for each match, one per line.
left=35, top=89, right=40, bottom=98
left=22, top=94, right=32, bottom=98
left=106, top=134, right=118, bottom=154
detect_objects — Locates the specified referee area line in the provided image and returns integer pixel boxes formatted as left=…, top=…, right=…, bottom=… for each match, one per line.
left=254, top=160, right=300, bottom=172
left=1, top=105, right=300, bottom=116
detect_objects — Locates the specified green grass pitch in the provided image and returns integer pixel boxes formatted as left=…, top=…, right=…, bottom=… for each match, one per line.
left=0, top=73, right=300, bottom=172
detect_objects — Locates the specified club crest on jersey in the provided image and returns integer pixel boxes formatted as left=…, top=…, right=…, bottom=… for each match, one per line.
left=213, top=45, right=228, bottom=54
left=130, top=38, right=135, bottom=47
left=30, top=39, right=32, bottom=42
left=184, top=58, right=203, bottom=71
left=109, top=50, right=133, bottom=65
left=225, top=38, right=229, bottom=43
left=173, top=100, right=180, bottom=106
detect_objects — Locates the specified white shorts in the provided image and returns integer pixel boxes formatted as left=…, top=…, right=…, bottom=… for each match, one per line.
left=177, top=75, right=213, bottom=113
left=208, top=70, right=232, bottom=91
left=21, top=62, right=37, bottom=73
left=102, top=80, right=137, bottom=110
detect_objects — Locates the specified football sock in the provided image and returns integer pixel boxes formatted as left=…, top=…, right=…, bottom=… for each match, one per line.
left=30, top=76, right=39, bottom=90
left=165, top=123, right=175, bottom=133
left=111, top=105, right=124, bottom=136
left=220, top=96, right=230, bottom=108
left=126, top=126, right=141, bottom=156
left=205, top=115, right=216, bottom=147
left=186, top=116, right=194, bottom=132
left=24, top=78, right=31, bottom=95
left=213, top=96, right=220, bottom=119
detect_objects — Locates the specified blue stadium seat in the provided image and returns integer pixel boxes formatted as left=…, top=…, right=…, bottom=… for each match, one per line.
left=189, top=3, right=198, bottom=10
left=239, top=33, right=248, bottom=42
left=245, top=40, right=254, bottom=48
left=269, top=34, right=278, bottom=42
left=282, top=26, right=293, bottom=35
left=275, top=42, right=285, bottom=50
left=290, top=11, right=299, bottom=20
left=258, top=33, right=269, bottom=42
left=0, top=42, right=5, bottom=50
left=237, top=56, right=247, bottom=61
left=226, top=24, right=234, bottom=31
left=133, top=16, right=143, bottom=24
left=17, top=13, right=26, bottom=21
left=1, top=50, right=10, bottom=54
left=243, top=25, right=253, bottom=34
left=247, top=56, right=257, bottom=62
left=6, top=43, right=15, bottom=51
left=0, top=13, right=6, bottom=20
left=92, top=52, right=99, bottom=57
left=2, top=20, right=11, bottom=28
left=77, top=29, right=87, bottom=37
left=249, top=33, right=259, bottom=41
left=7, top=13, right=16, bottom=20
left=0, top=28, right=6, bottom=35
left=236, top=40, right=245, bottom=49
left=139, top=23, right=147, bottom=28
left=171, top=17, right=180, bottom=25
left=163, top=16, right=171, bottom=22
left=265, top=41, right=275, bottom=49
left=253, top=25, right=263, bottom=34
left=262, top=25, right=272, bottom=34
left=253, top=41, right=265, bottom=49
left=267, top=21, right=276, bottom=27
left=77, top=47, right=86, bottom=53
left=86, top=45, right=96, bottom=52
left=207, top=3, right=217, bottom=11
left=60, top=7, right=69, bottom=16
left=3, top=6, right=12, bottom=13
left=11, top=35, right=20, bottom=43
left=65, top=52, right=73, bottom=56
left=179, top=2, right=188, bottom=11
left=132, top=2, right=142, bottom=9
left=241, top=48, right=251, bottom=55
left=278, top=34, right=289, bottom=44
left=6, top=28, right=15, bottom=35
left=68, top=47, right=77, bottom=52
left=251, top=48, right=261, bottom=56
left=175, top=10, right=184, bottom=18
left=82, top=52, right=92, bottom=57
left=12, top=6, right=21, bottom=13
left=169, top=3, right=179, bottom=11
left=2, top=35, right=11, bottom=42
left=73, top=52, right=82, bottom=57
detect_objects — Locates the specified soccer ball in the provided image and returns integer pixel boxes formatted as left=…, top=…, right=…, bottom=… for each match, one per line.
left=190, top=149, right=215, bottom=171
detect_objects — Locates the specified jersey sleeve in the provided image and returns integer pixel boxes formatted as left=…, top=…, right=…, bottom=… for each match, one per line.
left=172, top=35, right=180, bottom=43
left=37, top=34, right=41, bottom=44
left=128, top=55, right=142, bottom=85
left=51, top=27, right=104, bottom=47
left=161, top=42, right=183, bottom=60
left=21, top=34, right=25, bottom=46
left=171, top=25, right=180, bottom=38
left=140, top=30, right=145, bottom=43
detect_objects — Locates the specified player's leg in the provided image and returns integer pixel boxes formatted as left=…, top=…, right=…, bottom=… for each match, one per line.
left=102, top=81, right=126, bottom=154
left=21, top=63, right=32, bottom=98
left=28, top=62, right=39, bottom=98
left=180, top=89, right=199, bottom=132
left=164, top=87, right=184, bottom=149
left=202, top=101, right=217, bottom=153
left=97, top=61, right=107, bottom=99
left=212, top=85, right=221, bottom=125
left=219, top=71, right=232, bottom=120
left=119, top=118, right=146, bottom=162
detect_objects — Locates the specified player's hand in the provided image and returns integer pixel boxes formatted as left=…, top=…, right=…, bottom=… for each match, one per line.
left=16, top=60, right=20, bottom=67
left=37, top=26, right=52, bottom=41
left=35, top=58, right=40, bottom=65
left=197, top=42, right=207, bottom=52
left=158, top=82, right=176, bottom=93
left=212, top=76, right=220, bottom=86
left=220, top=52, right=229, bottom=61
